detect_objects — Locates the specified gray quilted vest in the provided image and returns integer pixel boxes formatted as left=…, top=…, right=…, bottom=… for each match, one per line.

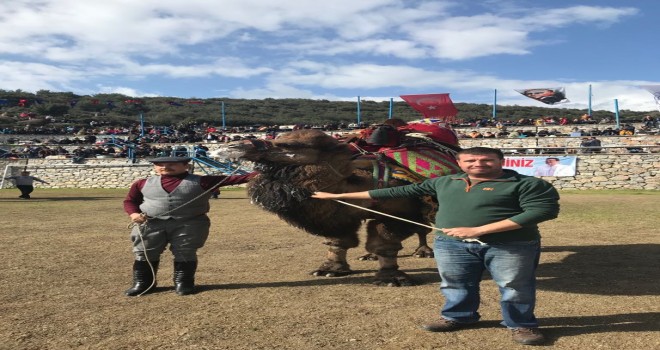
left=139, top=174, right=211, bottom=219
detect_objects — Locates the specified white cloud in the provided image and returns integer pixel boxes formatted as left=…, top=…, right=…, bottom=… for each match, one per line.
left=0, top=1, right=654, bottom=112
left=96, top=85, right=160, bottom=98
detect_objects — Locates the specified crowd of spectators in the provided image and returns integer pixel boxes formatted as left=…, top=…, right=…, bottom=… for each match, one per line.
left=0, top=141, right=215, bottom=161
left=456, top=115, right=606, bottom=129
left=456, top=123, right=638, bottom=139
left=1, top=115, right=656, bottom=160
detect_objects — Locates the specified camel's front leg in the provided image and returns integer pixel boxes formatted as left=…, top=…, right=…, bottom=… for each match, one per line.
left=311, top=239, right=355, bottom=277
left=373, top=255, right=414, bottom=287
left=365, top=220, right=415, bottom=286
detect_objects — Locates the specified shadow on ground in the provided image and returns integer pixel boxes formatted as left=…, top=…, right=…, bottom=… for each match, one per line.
left=538, top=244, right=659, bottom=296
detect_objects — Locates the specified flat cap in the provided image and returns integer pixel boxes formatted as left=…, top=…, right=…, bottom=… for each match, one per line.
left=148, top=156, right=191, bottom=163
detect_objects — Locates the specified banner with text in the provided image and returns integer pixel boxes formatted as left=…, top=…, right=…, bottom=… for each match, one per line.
left=504, top=156, right=577, bottom=177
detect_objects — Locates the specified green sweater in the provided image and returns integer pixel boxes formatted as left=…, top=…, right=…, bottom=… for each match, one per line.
left=368, top=170, right=560, bottom=243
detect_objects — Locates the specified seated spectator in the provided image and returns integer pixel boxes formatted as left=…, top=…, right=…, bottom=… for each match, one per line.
left=547, top=128, right=562, bottom=137
left=643, top=115, right=655, bottom=129
left=580, top=137, right=602, bottom=153
left=194, top=144, right=209, bottom=157
left=601, top=127, right=618, bottom=136
left=621, top=124, right=635, bottom=135
left=536, top=129, right=549, bottom=137
left=569, top=128, right=582, bottom=137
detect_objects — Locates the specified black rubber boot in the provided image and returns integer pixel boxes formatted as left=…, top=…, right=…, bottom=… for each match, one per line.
left=173, top=261, right=198, bottom=296
left=124, top=260, right=159, bottom=296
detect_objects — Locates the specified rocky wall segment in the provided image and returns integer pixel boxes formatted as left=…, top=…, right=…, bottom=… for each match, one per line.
left=2, top=155, right=658, bottom=191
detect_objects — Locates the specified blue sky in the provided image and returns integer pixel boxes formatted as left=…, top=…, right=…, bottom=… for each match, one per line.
left=1, top=0, right=658, bottom=112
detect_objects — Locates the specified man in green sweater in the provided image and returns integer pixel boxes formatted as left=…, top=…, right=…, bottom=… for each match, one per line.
left=312, top=147, right=559, bottom=346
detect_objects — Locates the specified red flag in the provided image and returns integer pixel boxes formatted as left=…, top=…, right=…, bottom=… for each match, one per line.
left=400, top=94, right=458, bottom=122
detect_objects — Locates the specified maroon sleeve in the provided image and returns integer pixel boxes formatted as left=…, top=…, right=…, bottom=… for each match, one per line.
left=123, top=179, right=147, bottom=215
left=199, top=172, right=258, bottom=190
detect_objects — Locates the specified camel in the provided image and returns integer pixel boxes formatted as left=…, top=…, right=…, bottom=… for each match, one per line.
left=235, top=128, right=459, bottom=286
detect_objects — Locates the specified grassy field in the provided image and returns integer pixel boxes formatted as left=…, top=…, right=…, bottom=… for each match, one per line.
left=0, top=188, right=658, bottom=350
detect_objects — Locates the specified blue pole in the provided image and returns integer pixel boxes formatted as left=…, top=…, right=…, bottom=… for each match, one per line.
left=492, top=89, right=497, bottom=119
left=357, top=96, right=361, bottom=125
left=139, top=113, right=145, bottom=137
left=588, top=84, right=592, bottom=116
left=388, top=98, right=393, bottom=119
left=614, top=99, right=620, bottom=129
left=221, top=101, right=226, bottom=129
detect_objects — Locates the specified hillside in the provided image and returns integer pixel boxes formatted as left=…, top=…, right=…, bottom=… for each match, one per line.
left=0, top=89, right=654, bottom=128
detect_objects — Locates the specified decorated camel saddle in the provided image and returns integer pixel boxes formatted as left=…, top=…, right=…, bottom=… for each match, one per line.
left=345, top=121, right=461, bottom=185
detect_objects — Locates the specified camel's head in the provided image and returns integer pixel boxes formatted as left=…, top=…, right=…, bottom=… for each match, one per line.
left=233, top=129, right=352, bottom=168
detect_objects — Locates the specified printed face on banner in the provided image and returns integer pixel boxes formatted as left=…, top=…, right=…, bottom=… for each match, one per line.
left=503, top=156, right=577, bottom=177
left=516, top=88, right=569, bottom=105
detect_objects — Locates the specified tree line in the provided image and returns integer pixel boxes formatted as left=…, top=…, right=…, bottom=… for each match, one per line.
left=0, top=89, right=653, bottom=128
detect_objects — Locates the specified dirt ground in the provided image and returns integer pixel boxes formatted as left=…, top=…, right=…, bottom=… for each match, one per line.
left=0, top=188, right=658, bottom=350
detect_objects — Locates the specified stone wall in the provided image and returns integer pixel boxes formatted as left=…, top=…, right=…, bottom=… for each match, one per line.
left=1, top=153, right=658, bottom=191
left=527, top=154, right=658, bottom=190
left=457, top=135, right=658, bottom=150
left=0, top=158, right=153, bottom=189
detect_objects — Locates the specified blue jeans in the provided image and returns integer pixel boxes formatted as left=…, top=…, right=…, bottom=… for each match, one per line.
left=433, top=237, right=541, bottom=328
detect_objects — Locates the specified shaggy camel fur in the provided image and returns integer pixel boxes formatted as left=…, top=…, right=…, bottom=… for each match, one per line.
left=236, top=129, right=458, bottom=286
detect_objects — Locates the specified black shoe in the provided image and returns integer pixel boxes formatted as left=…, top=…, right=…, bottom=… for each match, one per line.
left=125, top=260, right=159, bottom=296
left=511, top=328, right=545, bottom=345
left=173, top=261, right=197, bottom=296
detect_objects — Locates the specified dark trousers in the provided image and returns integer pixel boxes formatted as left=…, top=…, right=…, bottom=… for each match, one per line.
left=17, top=185, right=34, bottom=198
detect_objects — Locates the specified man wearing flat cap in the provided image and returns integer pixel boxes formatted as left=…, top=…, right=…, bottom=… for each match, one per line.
left=122, top=156, right=256, bottom=296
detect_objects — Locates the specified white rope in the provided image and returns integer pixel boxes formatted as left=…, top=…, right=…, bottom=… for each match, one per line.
left=333, top=199, right=486, bottom=245
left=128, top=219, right=157, bottom=297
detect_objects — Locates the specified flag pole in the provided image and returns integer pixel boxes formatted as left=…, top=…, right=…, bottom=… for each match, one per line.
left=588, top=84, right=592, bottom=116
left=139, top=112, right=145, bottom=137
left=492, top=89, right=497, bottom=119
left=614, top=99, right=620, bottom=129
left=388, top=98, right=393, bottom=119
left=221, top=101, right=226, bottom=129
left=357, top=96, right=361, bottom=125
